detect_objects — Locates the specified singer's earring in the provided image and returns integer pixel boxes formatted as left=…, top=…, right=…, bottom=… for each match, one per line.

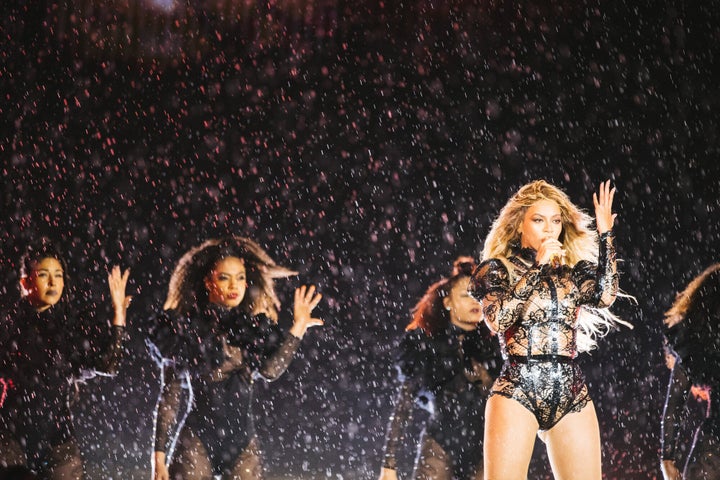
left=446, top=306, right=452, bottom=311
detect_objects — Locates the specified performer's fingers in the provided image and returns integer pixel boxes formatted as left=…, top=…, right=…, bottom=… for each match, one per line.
left=309, top=293, right=323, bottom=309
left=304, top=284, right=317, bottom=301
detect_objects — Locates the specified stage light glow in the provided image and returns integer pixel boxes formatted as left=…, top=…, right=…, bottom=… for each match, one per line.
left=146, top=0, right=177, bottom=12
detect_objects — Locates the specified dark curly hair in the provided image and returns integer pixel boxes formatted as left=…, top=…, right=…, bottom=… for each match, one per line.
left=163, top=236, right=297, bottom=319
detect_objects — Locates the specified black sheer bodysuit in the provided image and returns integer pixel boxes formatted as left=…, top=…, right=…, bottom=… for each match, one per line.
left=0, top=301, right=126, bottom=478
left=150, top=305, right=300, bottom=478
left=661, top=362, right=720, bottom=479
left=662, top=267, right=720, bottom=479
left=469, top=232, right=617, bottom=430
left=382, top=322, right=502, bottom=479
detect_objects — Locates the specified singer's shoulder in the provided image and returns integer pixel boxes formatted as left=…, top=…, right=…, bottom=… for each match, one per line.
left=469, top=258, right=512, bottom=300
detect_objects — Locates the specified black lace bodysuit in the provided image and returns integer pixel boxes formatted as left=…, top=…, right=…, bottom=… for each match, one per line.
left=469, top=232, right=617, bottom=430
left=150, top=305, right=301, bottom=476
left=0, top=301, right=126, bottom=473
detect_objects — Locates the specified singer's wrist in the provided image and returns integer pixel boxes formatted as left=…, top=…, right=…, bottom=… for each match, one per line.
left=599, top=230, right=614, bottom=240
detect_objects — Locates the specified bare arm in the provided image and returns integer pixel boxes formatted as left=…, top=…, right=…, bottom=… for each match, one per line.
left=108, top=266, right=131, bottom=327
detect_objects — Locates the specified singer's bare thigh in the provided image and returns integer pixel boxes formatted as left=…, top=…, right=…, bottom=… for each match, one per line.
left=544, top=401, right=601, bottom=480
left=483, top=395, right=537, bottom=480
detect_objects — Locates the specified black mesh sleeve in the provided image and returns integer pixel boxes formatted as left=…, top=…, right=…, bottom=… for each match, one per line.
left=661, top=362, right=691, bottom=461
left=242, top=314, right=302, bottom=382
left=95, top=325, right=127, bottom=375
left=382, top=380, right=415, bottom=470
left=258, top=334, right=302, bottom=381
left=468, top=259, right=510, bottom=301
left=71, top=307, right=128, bottom=376
left=154, top=364, right=187, bottom=454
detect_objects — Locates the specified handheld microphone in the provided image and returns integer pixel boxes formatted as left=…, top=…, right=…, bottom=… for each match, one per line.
left=550, top=254, right=563, bottom=269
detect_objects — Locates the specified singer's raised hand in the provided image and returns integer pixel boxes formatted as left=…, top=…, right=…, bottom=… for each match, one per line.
left=593, top=180, right=616, bottom=234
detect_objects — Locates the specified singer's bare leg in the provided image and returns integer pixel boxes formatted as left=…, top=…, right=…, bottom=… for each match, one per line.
left=544, top=401, right=601, bottom=480
left=483, top=395, right=537, bottom=480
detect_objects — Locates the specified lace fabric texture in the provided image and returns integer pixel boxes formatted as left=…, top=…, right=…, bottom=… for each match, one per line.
left=493, top=359, right=589, bottom=430
left=477, top=233, right=618, bottom=357
left=471, top=233, right=618, bottom=429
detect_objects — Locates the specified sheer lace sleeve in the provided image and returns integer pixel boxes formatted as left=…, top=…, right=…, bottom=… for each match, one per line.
left=573, top=231, right=618, bottom=308
left=469, top=259, right=510, bottom=301
left=382, top=380, right=415, bottom=470
left=154, top=364, right=187, bottom=454
left=478, top=260, right=543, bottom=334
left=661, top=362, right=691, bottom=461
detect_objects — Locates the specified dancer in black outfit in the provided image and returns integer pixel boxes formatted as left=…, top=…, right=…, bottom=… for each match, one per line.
left=379, top=258, right=502, bottom=480
left=661, top=263, right=720, bottom=480
left=150, top=236, right=323, bottom=480
left=0, top=239, right=131, bottom=479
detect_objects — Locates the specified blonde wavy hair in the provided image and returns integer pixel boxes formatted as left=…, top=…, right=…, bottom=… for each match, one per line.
left=664, top=263, right=720, bottom=329
left=482, top=180, right=631, bottom=352
left=482, top=180, right=598, bottom=265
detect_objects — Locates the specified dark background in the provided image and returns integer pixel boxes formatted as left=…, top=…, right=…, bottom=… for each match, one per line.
left=1, top=0, right=719, bottom=478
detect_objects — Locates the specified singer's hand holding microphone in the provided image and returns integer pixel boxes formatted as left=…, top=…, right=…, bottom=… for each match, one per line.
left=537, top=238, right=566, bottom=267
